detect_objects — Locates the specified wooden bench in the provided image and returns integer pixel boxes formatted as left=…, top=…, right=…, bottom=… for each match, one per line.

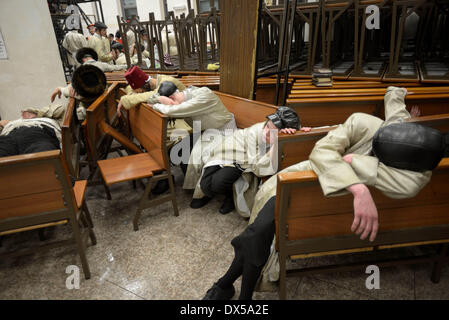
left=214, top=91, right=278, bottom=128
left=0, top=98, right=96, bottom=279
left=273, top=114, right=449, bottom=299
left=287, top=87, right=449, bottom=127
left=96, top=102, right=179, bottom=231
left=85, top=82, right=141, bottom=182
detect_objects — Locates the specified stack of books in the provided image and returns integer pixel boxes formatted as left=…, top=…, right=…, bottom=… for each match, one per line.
left=312, top=67, right=333, bottom=87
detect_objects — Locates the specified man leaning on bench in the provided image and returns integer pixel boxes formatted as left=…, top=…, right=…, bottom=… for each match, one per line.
left=2, top=54, right=449, bottom=301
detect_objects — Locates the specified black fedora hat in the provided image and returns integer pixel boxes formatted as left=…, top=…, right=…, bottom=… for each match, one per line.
left=75, top=47, right=98, bottom=64
left=72, top=65, right=106, bottom=99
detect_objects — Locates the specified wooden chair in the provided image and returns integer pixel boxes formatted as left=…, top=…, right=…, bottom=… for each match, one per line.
left=0, top=150, right=96, bottom=279
left=97, top=103, right=179, bottom=231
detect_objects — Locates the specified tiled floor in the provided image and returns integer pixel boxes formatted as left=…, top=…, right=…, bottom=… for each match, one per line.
left=0, top=166, right=448, bottom=300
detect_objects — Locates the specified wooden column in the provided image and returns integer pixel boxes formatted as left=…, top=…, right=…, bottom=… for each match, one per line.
left=219, top=0, right=261, bottom=99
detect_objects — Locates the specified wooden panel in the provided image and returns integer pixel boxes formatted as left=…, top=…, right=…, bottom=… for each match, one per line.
left=215, top=91, right=276, bottom=128
left=0, top=190, right=65, bottom=220
left=0, top=162, right=61, bottom=200
left=129, top=104, right=166, bottom=168
left=288, top=203, right=449, bottom=240
left=219, top=0, right=260, bottom=99
left=288, top=101, right=379, bottom=127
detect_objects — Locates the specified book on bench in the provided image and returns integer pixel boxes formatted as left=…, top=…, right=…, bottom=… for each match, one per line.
left=312, top=67, right=333, bottom=87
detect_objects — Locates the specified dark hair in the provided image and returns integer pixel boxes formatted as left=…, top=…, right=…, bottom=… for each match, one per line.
left=115, top=30, right=121, bottom=38
left=158, top=81, right=178, bottom=97
left=109, top=33, right=114, bottom=37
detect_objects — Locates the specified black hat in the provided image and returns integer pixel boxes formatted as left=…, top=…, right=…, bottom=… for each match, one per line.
left=373, top=122, right=445, bottom=172
left=266, top=106, right=300, bottom=130
left=111, top=42, right=123, bottom=51
left=72, top=65, right=106, bottom=99
left=94, top=21, right=107, bottom=29
left=158, top=81, right=178, bottom=97
left=75, top=47, right=98, bottom=64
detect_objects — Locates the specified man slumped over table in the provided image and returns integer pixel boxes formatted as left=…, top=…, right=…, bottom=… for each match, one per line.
left=202, top=86, right=446, bottom=300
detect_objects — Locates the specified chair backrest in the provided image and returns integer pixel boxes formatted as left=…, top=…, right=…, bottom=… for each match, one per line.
left=61, top=97, right=80, bottom=179
left=128, top=103, right=168, bottom=169
left=214, top=91, right=278, bottom=128
left=0, top=150, right=76, bottom=231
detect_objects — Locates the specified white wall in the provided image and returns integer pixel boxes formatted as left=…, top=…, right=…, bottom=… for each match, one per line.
left=137, top=0, right=163, bottom=20
left=0, top=0, right=67, bottom=120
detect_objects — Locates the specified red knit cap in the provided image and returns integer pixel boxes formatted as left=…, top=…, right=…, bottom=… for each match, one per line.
left=124, top=66, right=149, bottom=90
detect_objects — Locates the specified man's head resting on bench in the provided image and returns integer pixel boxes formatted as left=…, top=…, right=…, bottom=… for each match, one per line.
left=372, top=122, right=446, bottom=172
left=157, top=81, right=194, bottom=105
left=124, top=66, right=156, bottom=93
left=263, top=107, right=300, bottom=144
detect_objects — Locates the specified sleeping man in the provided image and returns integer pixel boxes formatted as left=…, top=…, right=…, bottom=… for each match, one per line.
left=202, top=86, right=444, bottom=300
left=0, top=109, right=62, bottom=157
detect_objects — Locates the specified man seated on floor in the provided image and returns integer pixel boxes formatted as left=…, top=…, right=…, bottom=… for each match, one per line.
left=202, top=86, right=439, bottom=300
left=50, top=64, right=107, bottom=121
left=0, top=110, right=61, bottom=157
left=187, top=107, right=311, bottom=216
left=113, top=43, right=152, bottom=69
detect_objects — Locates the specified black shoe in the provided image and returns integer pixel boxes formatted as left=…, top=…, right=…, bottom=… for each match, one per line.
left=151, top=175, right=174, bottom=195
left=190, top=196, right=212, bottom=209
left=219, top=196, right=235, bottom=214
left=202, top=283, right=235, bottom=300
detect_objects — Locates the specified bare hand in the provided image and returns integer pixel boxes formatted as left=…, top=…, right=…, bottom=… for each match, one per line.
left=158, top=96, right=175, bottom=105
left=68, top=86, right=76, bottom=98
left=21, top=111, right=37, bottom=119
left=117, top=101, right=123, bottom=117
left=343, top=154, right=354, bottom=165
left=279, top=128, right=297, bottom=134
left=410, top=105, right=421, bottom=118
left=0, top=120, right=9, bottom=127
left=347, top=184, right=379, bottom=242
left=51, top=88, right=62, bottom=102
left=300, top=127, right=312, bottom=132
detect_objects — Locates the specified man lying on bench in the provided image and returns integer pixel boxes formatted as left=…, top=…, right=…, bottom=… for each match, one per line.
left=187, top=107, right=310, bottom=216
left=0, top=110, right=61, bottom=157
left=202, top=86, right=444, bottom=300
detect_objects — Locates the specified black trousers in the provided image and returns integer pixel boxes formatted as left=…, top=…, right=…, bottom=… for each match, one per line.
left=0, top=126, right=60, bottom=157
left=231, top=196, right=276, bottom=267
left=200, top=165, right=243, bottom=198
left=177, top=132, right=195, bottom=175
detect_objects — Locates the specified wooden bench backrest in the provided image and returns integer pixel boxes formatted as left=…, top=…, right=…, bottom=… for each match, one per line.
left=277, top=113, right=449, bottom=171
left=86, top=82, right=120, bottom=161
left=214, top=91, right=277, bottom=128
left=128, top=103, right=168, bottom=168
left=0, top=150, right=76, bottom=226
left=61, top=97, right=80, bottom=179
left=288, top=95, right=449, bottom=127
left=275, top=158, right=449, bottom=255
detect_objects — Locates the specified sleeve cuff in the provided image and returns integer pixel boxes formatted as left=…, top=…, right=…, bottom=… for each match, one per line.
left=147, top=93, right=160, bottom=105
left=350, top=154, right=379, bottom=186
left=317, top=162, right=362, bottom=196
